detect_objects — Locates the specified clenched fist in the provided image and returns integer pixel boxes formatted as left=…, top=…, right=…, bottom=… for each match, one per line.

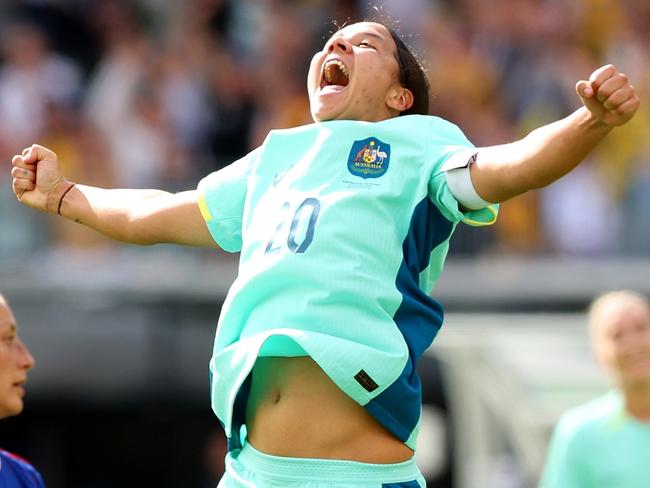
left=576, top=64, right=640, bottom=127
left=11, top=144, right=74, bottom=214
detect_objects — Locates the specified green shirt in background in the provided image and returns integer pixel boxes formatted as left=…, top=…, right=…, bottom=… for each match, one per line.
left=540, top=390, right=650, bottom=488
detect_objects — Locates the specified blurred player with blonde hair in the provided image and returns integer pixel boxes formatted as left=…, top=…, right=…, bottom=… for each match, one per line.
left=540, top=291, right=650, bottom=488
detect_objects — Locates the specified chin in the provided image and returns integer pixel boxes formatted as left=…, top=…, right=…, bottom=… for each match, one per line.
left=309, top=95, right=348, bottom=122
left=311, top=109, right=338, bottom=123
left=0, top=405, right=22, bottom=419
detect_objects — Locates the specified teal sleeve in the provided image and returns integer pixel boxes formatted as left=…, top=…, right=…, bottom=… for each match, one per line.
left=539, top=416, right=592, bottom=488
left=197, top=148, right=260, bottom=252
left=427, top=118, right=498, bottom=226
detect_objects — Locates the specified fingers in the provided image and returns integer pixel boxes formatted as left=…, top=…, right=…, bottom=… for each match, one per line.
left=596, top=72, right=629, bottom=103
left=12, top=154, right=34, bottom=170
left=579, top=64, right=640, bottom=126
left=602, top=83, right=635, bottom=111
left=576, top=80, right=593, bottom=98
left=612, top=97, right=641, bottom=117
left=12, top=177, right=35, bottom=195
left=575, top=79, right=604, bottom=116
left=11, top=165, right=36, bottom=181
left=22, top=144, right=55, bottom=165
left=588, top=64, right=618, bottom=92
left=588, top=65, right=637, bottom=110
left=11, top=161, right=37, bottom=200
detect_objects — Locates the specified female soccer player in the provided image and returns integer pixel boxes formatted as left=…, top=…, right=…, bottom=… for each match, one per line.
left=540, top=291, right=650, bottom=488
left=0, top=294, right=45, bottom=488
left=10, top=21, right=639, bottom=487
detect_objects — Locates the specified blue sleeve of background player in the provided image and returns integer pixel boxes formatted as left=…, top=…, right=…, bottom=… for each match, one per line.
left=0, top=450, right=47, bottom=487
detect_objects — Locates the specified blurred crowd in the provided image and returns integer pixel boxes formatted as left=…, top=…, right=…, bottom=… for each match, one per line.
left=0, top=0, right=648, bottom=258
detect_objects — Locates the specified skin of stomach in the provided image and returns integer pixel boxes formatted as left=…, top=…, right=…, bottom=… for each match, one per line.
left=244, top=356, right=414, bottom=463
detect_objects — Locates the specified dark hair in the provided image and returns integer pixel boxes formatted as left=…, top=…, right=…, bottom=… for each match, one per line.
left=387, top=28, right=430, bottom=116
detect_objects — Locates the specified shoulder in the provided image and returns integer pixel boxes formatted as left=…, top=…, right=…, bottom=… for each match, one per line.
left=0, top=449, right=46, bottom=487
left=378, top=115, right=473, bottom=149
left=1, top=449, right=35, bottom=471
left=555, top=392, right=622, bottom=440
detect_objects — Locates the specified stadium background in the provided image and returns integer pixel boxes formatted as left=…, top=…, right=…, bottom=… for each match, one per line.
left=0, top=0, right=648, bottom=487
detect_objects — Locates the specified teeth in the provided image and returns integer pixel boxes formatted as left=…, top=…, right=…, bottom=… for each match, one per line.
left=324, top=59, right=349, bottom=83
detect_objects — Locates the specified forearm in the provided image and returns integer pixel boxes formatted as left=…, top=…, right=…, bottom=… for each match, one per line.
left=58, top=185, right=175, bottom=245
left=473, top=107, right=612, bottom=203
left=11, top=143, right=215, bottom=247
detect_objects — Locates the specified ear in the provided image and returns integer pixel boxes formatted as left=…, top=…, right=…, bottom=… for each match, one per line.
left=386, top=86, right=414, bottom=114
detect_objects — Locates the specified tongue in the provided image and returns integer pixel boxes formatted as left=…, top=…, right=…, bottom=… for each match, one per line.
left=327, top=65, right=349, bottom=87
left=332, top=72, right=348, bottom=87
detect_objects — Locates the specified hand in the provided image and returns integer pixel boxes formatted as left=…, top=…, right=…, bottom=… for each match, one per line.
left=576, top=64, right=640, bottom=127
left=11, top=144, right=73, bottom=214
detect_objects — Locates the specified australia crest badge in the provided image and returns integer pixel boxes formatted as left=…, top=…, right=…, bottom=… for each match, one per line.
left=347, top=137, right=390, bottom=179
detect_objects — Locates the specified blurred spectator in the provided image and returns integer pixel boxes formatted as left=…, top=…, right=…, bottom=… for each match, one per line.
left=539, top=158, right=623, bottom=256
left=0, top=17, right=81, bottom=256
left=0, top=20, right=82, bottom=160
left=0, top=0, right=648, bottom=257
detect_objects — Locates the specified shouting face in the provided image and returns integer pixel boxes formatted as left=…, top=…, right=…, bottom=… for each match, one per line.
left=307, top=22, right=414, bottom=122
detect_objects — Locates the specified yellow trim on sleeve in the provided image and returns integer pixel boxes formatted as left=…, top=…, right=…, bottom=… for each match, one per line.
left=197, top=193, right=214, bottom=222
left=462, top=205, right=498, bottom=227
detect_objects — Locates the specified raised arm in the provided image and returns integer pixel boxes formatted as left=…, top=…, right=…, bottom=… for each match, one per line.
left=11, top=145, right=217, bottom=248
left=470, top=64, right=640, bottom=204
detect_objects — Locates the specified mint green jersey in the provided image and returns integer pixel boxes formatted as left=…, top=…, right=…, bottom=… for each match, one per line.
left=540, top=391, right=650, bottom=488
left=197, top=115, right=498, bottom=450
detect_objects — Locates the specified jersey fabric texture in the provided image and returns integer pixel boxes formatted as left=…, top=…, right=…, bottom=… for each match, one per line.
left=197, top=114, right=498, bottom=451
left=540, top=390, right=650, bottom=488
left=0, top=450, right=46, bottom=488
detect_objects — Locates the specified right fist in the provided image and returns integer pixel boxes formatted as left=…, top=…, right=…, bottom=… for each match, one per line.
left=11, top=144, right=72, bottom=214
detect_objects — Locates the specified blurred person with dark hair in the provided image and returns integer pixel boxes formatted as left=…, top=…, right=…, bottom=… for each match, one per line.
left=0, top=294, right=44, bottom=488
left=10, top=17, right=639, bottom=487
left=540, top=291, right=650, bottom=488
left=0, top=19, right=81, bottom=159
left=0, top=18, right=82, bottom=255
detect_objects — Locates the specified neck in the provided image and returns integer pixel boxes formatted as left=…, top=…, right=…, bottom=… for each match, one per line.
left=621, top=380, right=650, bottom=421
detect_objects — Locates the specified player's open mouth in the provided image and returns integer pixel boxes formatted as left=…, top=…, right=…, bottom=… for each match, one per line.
left=320, top=58, right=350, bottom=93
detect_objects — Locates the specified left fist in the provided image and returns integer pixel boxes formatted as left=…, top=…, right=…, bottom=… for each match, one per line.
left=576, top=64, right=640, bottom=127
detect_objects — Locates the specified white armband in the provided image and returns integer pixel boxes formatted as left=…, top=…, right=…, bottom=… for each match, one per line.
left=443, top=151, right=491, bottom=210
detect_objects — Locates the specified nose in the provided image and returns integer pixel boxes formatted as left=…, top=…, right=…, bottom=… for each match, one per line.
left=328, top=36, right=351, bottom=54
left=17, top=338, right=35, bottom=371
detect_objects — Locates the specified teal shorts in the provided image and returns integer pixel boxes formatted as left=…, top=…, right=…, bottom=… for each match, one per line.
left=218, top=442, right=426, bottom=488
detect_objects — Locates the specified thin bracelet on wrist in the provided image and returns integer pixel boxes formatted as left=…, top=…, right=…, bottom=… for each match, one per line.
left=56, top=182, right=75, bottom=216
